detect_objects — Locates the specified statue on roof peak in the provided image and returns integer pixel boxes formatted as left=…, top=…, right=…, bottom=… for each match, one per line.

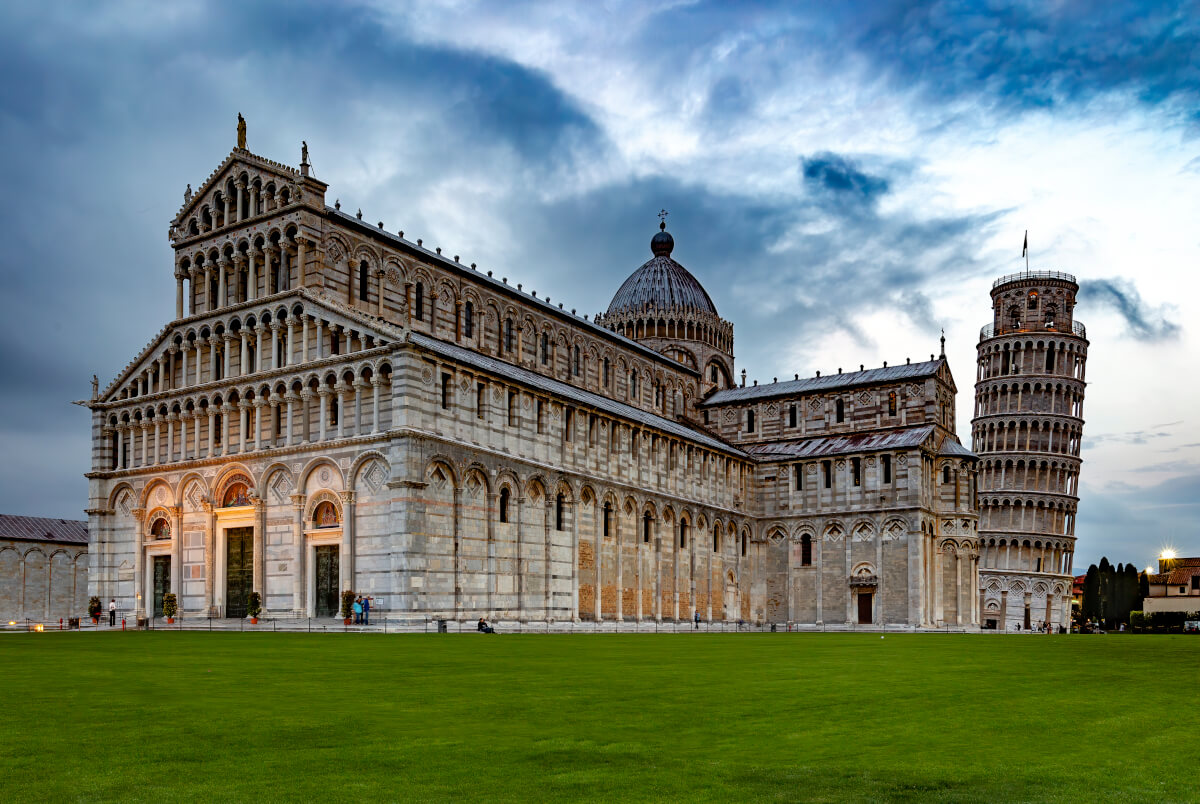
left=237, top=113, right=246, bottom=149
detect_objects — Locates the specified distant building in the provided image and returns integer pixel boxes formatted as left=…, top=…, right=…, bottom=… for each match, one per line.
left=1071, top=574, right=1085, bottom=608
left=1143, top=557, right=1200, bottom=615
left=0, top=514, right=90, bottom=623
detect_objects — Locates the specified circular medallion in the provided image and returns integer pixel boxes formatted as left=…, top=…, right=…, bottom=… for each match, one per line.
left=320, top=468, right=331, bottom=484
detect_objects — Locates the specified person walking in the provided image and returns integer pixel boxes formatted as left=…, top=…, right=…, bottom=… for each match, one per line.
left=352, top=596, right=363, bottom=625
left=362, top=595, right=371, bottom=626
left=694, top=610, right=700, bottom=630
left=108, top=598, right=117, bottom=627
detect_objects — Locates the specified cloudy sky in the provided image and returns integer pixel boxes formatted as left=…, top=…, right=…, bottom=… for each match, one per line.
left=1, top=0, right=1196, bottom=571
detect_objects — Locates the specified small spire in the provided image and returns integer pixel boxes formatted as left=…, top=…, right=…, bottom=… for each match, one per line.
left=939, top=328, right=946, bottom=358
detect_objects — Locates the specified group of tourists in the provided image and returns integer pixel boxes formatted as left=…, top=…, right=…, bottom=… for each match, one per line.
left=352, top=595, right=372, bottom=625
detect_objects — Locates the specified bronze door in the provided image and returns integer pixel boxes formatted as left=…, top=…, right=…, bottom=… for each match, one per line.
left=315, top=545, right=339, bottom=618
left=225, top=528, right=253, bottom=618
left=153, top=556, right=170, bottom=617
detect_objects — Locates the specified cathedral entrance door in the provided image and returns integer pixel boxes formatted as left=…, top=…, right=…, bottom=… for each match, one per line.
left=225, top=527, right=253, bottom=618
left=315, top=545, right=340, bottom=618
left=152, top=556, right=171, bottom=618
left=857, top=592, right=873, bottom=625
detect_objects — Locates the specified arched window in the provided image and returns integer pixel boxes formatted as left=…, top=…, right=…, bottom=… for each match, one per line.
left=603, top=358, right=611, bottom=387
left=540, top=332, right=549, bottom=365
left=555, top=493, right=565, bottom=531
left=713, top=529, right=719, bottom=553
left=1045, top=343, right=1056, bottom=372
left=746, top=410, right=755, bottom=432
left=313, top=500, right=339, bottom=528
left=222, top=481, right=250, bottom=507
left=150, top=518, right=171, bottom=540
left=680, top=520, right=688, bottom=549
left=464, top=301, right=474, bottom=339
left=711, top=365, right=718, bottom=384
left=499, top=488, right=510, bottom=523
left=415, top=282, right=424, bottom=321
left=504, top=318, right=514, bottom=353
left=835, top=399, right=845, bottom=423
left=888, top=392, right=897, bottom=417
left=1028, top=290, right=1038, bottom=309
left=358, top=261, right=369, bottom=301
left=741, top=532, right=747, bottom=556
left=602, top=502, right=612, bottom=539
left=476, top=382, right=486, bottom=419
left=943, top=466, right=951, bottom=484
left=643, top=512, right=652, bottom=544
left=801, top=533, right=812, bottom=566
left=573, top=345, right=580, bottom=376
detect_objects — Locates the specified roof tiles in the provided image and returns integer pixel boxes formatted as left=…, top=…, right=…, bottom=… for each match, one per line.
left=0, top=514, right=88, bottom=545
left=703, top=359, right=944, bottom=405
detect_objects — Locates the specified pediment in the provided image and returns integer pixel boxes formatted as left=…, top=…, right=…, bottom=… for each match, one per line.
left=96, top=288, right=404, bottom=405
left=169, top=148, right=324, bottom=239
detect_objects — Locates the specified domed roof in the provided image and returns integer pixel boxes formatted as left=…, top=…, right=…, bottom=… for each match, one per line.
left=606, top=223, right=718, bottom=316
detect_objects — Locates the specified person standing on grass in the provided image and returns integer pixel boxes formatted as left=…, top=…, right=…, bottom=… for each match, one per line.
left=694, top=610, right=700, bottom=630
left=353, top=596, right=363, bottom=625
left=362, top=595, right=371, bottom=626
left=109, top=598, right=117, bottom=627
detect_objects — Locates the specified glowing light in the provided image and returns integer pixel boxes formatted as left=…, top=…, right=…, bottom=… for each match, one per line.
left=1145, top=567, right=1154, bottom=574
left=7, top=621, right=13, bottom=626
left=34, top=624, right=44, bottom=632
left=1161, top=549, right=1177, bottom=560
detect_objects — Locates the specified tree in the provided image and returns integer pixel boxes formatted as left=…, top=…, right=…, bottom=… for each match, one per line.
left=1082, top=565, right=1101, bottom=623
left=1125, top=563, right=1142, bottom=621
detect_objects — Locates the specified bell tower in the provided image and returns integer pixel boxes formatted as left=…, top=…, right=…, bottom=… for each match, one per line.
left=972, top=269, right=1089, bottom=631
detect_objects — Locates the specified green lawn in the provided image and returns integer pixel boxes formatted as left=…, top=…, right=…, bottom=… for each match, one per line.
left=1, top=633, right=1196, bottom=802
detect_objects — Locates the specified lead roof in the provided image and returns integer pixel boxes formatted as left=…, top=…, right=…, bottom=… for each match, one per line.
left=703, top=359, right=945, bottom=406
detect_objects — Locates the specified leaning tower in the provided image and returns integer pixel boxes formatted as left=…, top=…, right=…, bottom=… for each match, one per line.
left=972, top=270, right=1088, bottom=631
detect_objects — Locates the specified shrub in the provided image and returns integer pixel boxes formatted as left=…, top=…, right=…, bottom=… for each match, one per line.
left=162, top=593, right=178, bottom=619
left=247, top=591, right=262, bottom=619
left=1129, top=611, right=1145, bottom=631
left=341, top=590, right=355, bottom=620
left=88, top=596, right=102, bottom=618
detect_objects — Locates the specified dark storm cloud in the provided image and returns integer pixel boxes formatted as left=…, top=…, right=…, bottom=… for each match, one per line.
left=1078, top=278, right=1180, bottom=341
left=848, top=0, right=1200, bottom=123
left=801, top=153, right=890, bottom=203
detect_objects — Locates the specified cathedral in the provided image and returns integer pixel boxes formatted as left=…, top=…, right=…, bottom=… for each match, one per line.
left=84, top=124, right=1058, bottom=630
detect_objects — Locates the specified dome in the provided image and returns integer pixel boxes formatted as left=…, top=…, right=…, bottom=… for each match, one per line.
left=606, top=224, right=718, bottom=316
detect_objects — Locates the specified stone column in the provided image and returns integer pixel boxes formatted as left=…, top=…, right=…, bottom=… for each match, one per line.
left=206, top=410, right=215, bottom=458
left=285, top=393, right=296, bottom=447
left=271, top=324, right=280, bottom=370
left=132, top=508, right=146, bottom=618
left=217, top=259, right=229, bottom=310
left=166, top=412, right=176, bottom=463
left=175, top=275, right=184, bottom=319
left=152, top=420, right=161, bottom=465
left=249, top=185, right=258, bottom=216
left=544, top=496, right=553, bottom=620
left=140, top=423, right=149, bottom=468
left=301, top=316, right=309, bottom=364
left=335, top=384, right=346, bottom=439
left=247, top=248, right=258, bottom=302
left=296, top=236, right=307, bottom=287
left=300, top=389, right=314, bottom=443
left=236, top=179, right=245, bottom=221
left=253, top=401, right=263, bottom=451
left=372, top=379, right=382, bottom=433
left=285, top=322, right=294, bottom=367
left=170, top=505, right=183, bottom=609
left=353, top=380, right=365, bottom=436
left=239, top=332, right=249, bottom=376
left=291, top=494, right=306, bottom=615
left=318, top=391, right=328, bottom=442
left=202, top=500, right=217, bottom=616
left=377, top=271, right=385, bottom=316
left=253, top=498, right=266, bottom=613
left=654, top=526, right=663, bottom=623
left=181, top=345, right=189, bottom=388
left=238, top=403, right=249, bottom=454
left=339, top=491, right=356, bottom=593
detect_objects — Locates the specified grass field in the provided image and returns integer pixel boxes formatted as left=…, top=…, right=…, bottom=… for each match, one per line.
left=1, top=633, right=1196, bottom=802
